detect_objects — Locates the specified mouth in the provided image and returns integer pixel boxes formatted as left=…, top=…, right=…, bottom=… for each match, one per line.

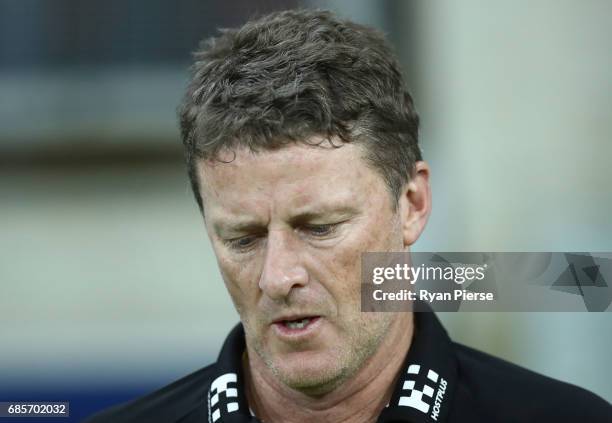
left=272, top=315, right=322, bottom=337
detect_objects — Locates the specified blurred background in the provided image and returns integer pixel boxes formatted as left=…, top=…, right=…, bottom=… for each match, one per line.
left=1, top=0, right=611, bottom=420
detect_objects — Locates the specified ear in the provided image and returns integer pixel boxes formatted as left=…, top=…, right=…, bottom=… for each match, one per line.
left=398, top=161, right=431, bottom=247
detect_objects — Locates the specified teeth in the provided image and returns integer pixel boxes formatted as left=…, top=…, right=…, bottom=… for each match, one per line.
left=285, top=318, right=311, bottom=329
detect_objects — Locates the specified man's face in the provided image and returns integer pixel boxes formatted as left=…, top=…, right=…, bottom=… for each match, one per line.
left=198, top=140, right=408, bottom=393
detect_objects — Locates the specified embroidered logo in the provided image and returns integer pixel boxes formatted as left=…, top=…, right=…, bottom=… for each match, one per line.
left=398, top=364, right=447, bottom=421
left=209, top=373, right=239, bottom=422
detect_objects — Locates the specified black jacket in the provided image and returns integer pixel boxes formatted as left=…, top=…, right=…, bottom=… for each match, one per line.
left=85, top=311, right=611, bottom=422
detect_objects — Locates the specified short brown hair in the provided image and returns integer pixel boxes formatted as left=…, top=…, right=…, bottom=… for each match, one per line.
left=178, top=9, right=421, bottom=211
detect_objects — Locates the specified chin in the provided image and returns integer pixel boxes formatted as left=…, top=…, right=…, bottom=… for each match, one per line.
left=277, top=363, right=348, bottom=396
left=269, top=349, right=351, bottom=395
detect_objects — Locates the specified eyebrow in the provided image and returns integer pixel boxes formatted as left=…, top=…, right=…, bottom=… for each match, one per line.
left=213, top=221, right=266, bottom=237
left=287, top=206, right=358, bottom=225
left=212, top=205, right=359, bottom=237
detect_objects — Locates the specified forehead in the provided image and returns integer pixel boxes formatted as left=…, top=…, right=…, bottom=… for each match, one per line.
left=196, top=140, right=384, bottom=218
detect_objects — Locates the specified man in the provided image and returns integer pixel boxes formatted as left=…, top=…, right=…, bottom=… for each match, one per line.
left=86, top=9, right=611, bottom=423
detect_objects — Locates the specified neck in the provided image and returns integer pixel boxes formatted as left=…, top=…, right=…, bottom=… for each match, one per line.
left=244, top=312, right=414, bottom=423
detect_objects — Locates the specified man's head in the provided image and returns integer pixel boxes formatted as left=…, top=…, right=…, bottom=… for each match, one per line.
left=178, top=9, right=431, bottom=396
left=179, top=9, right=421, bottom=212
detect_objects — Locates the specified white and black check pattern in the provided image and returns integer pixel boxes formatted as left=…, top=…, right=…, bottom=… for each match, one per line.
left=398, top=364, right=440, bottom=414
left=209, top=373, right=240, bottom=422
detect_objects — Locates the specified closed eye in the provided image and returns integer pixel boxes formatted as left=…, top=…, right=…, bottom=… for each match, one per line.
left=225, top=234, right=261, bottom=252
left=302, top=223, right=340, bottom=237
left=223, top=222, right=345, bottom=251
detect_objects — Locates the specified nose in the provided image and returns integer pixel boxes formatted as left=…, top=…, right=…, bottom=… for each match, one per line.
left=258, top=229, right=308, bottom=302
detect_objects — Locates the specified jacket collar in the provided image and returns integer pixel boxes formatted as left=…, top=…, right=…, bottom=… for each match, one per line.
left=377, top=308, right=457, bottom=422
left=207, top=308, right=457, bottom=423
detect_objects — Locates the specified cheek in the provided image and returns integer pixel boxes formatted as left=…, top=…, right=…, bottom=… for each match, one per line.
left=216, top=252, right=262, bottom=312
left=311, top=236, right=369, bottom=305
left=314, top=213, right=401, bottom=303
left=364, top=204, right=404, bottom=250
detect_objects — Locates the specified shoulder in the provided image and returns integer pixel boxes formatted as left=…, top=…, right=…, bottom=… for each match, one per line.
left=451, top=342, right=611, bottom=422
left=83, top=364, right=216, bottom=423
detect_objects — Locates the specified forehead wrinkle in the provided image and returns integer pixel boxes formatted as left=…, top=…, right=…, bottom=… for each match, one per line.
left=207, top=191, right=272, bottom=233
left=198, top=141, right=379, bottom=229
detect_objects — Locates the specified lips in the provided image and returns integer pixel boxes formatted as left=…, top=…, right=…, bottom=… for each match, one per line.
left=273, top=314, right=320, bottom=326
left=272, top=315, right=322, bottom=338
